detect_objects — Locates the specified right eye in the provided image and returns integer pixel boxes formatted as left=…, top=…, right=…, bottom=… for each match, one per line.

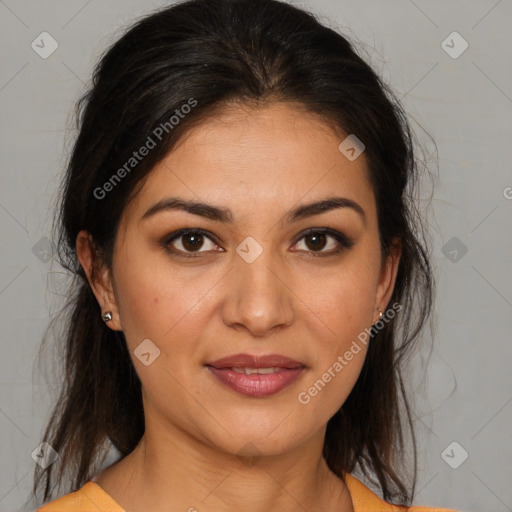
left=163, top=228, right=223, bottom=258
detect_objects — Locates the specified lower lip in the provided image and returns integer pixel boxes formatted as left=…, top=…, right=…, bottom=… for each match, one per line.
left=206, top=366, right=305, bottom=397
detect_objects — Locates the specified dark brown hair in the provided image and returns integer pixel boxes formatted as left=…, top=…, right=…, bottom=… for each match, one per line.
left=33, top=0, right=435, bottom=506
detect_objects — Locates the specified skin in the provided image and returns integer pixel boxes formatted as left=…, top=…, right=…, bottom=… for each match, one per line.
left=76, top=102, right=401, bottom=512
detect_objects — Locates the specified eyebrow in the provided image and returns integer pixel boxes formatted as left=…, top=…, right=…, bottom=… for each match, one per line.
left=141, top=196, right=366, bottom=226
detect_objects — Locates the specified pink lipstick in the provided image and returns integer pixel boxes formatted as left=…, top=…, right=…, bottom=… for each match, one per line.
left=205, top=353, right=306, bottom=398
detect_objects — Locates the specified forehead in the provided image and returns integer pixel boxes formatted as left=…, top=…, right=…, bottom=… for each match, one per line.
left=125, top=102, right=375, bottom=224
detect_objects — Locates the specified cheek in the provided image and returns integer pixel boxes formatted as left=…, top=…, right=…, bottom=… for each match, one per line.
left=113, top=248, right=209, bottom=342
left=307, top=261, right=378, bottom=340
left=297, top=281, right=372, bottom=422
left=297, top=253, right=378, bottom=408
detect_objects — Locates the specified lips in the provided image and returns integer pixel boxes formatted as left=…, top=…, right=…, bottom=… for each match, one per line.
left=206, top=353, right=305, bottom=369
left=205, top=353, right=306, bottom=398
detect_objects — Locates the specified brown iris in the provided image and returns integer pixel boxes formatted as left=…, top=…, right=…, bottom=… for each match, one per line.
left=181, top=233, right=205, bottom=251
left=303, top=232, right=327, bottom=251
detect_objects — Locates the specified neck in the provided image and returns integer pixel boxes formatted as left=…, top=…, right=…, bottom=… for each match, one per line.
left=96, top=417, right=354, bottom=512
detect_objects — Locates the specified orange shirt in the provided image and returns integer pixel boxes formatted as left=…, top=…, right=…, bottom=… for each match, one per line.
left=36, top=473, right=456, bottom=511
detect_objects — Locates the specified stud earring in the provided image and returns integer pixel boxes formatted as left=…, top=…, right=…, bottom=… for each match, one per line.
left=102, top=311, right=113, bottom=323
left=377, top=307, right=383, bottom=319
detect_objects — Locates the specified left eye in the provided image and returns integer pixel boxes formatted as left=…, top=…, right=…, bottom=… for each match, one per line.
left=292, top=229, right=352, bottom=255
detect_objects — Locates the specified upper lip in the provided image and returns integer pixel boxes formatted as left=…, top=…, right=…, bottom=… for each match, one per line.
left=206, top=353, right=305, bottom=369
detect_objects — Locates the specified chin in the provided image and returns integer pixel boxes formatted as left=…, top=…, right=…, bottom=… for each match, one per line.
left=197, top=414, right=317, bottom=460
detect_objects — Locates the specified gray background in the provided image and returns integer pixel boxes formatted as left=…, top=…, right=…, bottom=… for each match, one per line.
left=1, top=1, right=511, bottom=511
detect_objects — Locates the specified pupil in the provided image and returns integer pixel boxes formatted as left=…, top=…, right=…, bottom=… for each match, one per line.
left=306, top=233, right=326, bottom=251
left=183, top=233, right=203, bottom=251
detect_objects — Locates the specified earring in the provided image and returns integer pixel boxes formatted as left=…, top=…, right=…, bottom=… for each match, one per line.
left=102, top=311, right=113, bottom=323
left=377, top=307, right=383, bottom=319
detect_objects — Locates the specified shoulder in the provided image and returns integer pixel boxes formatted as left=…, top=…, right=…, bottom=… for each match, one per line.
left=36, top=482, right=125, bottom=512
left=36, top=474, right=456, bottom=512
left=344, top=473, right=457, bottom=512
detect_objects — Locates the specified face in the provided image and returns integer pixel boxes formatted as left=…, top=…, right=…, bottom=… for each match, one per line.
left=78, top=102, right=400, bottom=459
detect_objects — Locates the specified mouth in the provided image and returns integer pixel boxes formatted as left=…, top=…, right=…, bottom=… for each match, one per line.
left=205, top=353, right=306, bottom=398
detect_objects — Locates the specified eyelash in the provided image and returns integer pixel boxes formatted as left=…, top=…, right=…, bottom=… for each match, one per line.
left=161, top=228, right=354, bottom=259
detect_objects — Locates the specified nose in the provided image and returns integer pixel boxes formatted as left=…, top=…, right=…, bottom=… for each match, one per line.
left=221, top=248, right=295, bottom=338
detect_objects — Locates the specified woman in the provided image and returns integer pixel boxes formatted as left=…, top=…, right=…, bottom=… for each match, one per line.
left=33, top=0, right=455, bottom=510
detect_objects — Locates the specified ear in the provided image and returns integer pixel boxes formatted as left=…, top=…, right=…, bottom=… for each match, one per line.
left=373, top=238, right=402, bottom=324
left=76, top=230, right=123, bottom=331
